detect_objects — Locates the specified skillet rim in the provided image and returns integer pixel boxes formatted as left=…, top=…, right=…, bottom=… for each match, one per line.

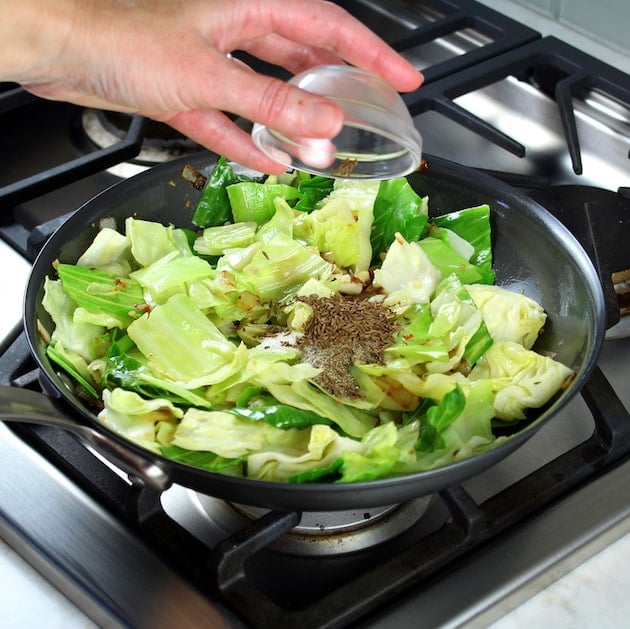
left=21, top=152, right=607, bottom=510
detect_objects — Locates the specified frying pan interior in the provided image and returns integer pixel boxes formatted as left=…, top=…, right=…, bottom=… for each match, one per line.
left=22, top=153, right=606, bottom=510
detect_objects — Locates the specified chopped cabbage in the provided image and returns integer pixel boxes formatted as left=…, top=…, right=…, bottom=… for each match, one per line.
left=293, top=178, right=378, bottom=272
left=373, top=233, right=441, bottom=307
left=173, top=408, right=279, bottom=458
left=98, top=388, right=183, bottom=453
left=469, top=341, right=574, bottom=420
left=41, top=160, right=574, bottom=485
left=126, top=217, right=193, bottom=266
left=127, top=293, right=246, bottom=387
left=76, top=227, right=132, bottom=276
left=193, top=221, right=257, bottom=256
left=42, top=277, right=105, bottom=362
left=248, top=424, right=362, bottom=482
left=466, top=284, right=547, bottom=349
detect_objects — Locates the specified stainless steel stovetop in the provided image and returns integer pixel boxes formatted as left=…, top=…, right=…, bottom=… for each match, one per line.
left=0, top=1, right=629, bottom=627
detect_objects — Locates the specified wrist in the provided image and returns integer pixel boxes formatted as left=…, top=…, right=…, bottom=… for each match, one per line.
left=0, top=0, right=82, bottom=84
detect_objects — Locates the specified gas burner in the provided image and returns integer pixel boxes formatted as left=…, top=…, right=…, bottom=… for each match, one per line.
left=162, top=487, right=433, bottom=556
left=81, top=108, right=202, bottom=177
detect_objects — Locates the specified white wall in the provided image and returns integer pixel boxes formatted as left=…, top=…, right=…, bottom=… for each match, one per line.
left=477, top=0, right=630, bottom=72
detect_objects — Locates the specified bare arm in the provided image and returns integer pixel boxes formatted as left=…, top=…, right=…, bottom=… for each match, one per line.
left=1, top=0, right=423, bottom=173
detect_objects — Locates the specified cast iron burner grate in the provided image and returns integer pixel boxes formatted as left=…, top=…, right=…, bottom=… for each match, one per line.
left=406, top=36, right=630, bottom=176
left=0, top=94, right=148, bottom=213
left=1, top=327, right=629, bottom=629
left=317, top=0, right=539, bottom=83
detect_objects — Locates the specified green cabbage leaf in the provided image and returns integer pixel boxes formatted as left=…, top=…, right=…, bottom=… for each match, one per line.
left=469, top=341, right=574, bottom=420
left=41, top=165, right=574, bottom=486
left=467, top=284, right=547, bottom=349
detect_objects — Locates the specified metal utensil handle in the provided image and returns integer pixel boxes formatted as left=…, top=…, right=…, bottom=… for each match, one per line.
left=0, top=385, right=171, bottom=492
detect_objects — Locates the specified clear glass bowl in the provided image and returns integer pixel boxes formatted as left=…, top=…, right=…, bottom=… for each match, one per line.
left=251, top=65, right=422, bottom=180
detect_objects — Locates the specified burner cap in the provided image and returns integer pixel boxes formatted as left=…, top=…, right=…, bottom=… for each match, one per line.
left=169, top=489, right=434, bottom=556
left=81, top=109, right=202, bottom=174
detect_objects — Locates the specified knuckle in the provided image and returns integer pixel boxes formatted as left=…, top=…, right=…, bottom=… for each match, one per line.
left=258, top=79, right=296, bottom=124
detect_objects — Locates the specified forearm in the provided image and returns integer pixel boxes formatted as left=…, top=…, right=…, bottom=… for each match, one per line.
left=0, top=0, right=422, bottom=174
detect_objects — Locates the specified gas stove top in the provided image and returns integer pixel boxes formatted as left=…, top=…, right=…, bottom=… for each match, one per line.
left=1, top=1, right=629, bottom=627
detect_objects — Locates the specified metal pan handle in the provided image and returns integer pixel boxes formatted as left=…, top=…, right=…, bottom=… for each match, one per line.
left=0, top=385, right=171, bottom=492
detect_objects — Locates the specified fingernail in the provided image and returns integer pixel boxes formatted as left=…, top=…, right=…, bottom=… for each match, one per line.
left=304, top=100, right=343, bottom=137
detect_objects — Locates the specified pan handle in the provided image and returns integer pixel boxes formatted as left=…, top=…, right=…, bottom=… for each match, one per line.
left=0, top=386, right=172, bottom=492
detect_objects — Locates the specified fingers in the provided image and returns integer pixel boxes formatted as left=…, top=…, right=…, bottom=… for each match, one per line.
left=195, top=55, right=346, bottom=140
left=162, top=109, right=288, bottom=175
left=242, top=32, right=346, bottom=75
left=18, top=0, right=424, bottom=178
left=222, top=0, right=423, bottom=92
left=197, top=2, right=422, bottom=144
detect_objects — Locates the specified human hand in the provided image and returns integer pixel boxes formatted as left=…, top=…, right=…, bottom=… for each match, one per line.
left=2, top=0, right=423, bottom=173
